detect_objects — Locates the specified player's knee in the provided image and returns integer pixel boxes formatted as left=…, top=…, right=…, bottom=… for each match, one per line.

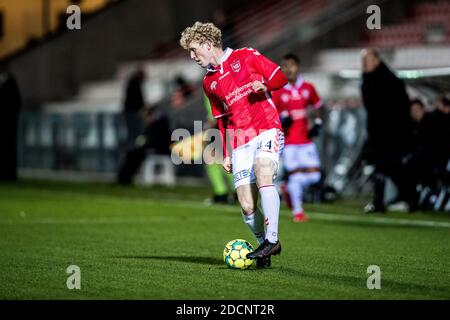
left=254, top=158, right=276, bottom=179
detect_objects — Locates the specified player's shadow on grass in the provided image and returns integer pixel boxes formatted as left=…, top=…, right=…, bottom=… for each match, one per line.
left=115, top=255, right=223, bottom=266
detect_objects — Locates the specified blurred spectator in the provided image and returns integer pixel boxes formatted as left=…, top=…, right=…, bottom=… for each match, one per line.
left=123, top=67, right=146, bottom=149
left=428, top=96, right=450, bottom=174
left=405, top=99, right=434, bottom=190
left=410, top=98, right=427, bottom=124
left=404, top=97, right=450, bottom=210
left=360, top=48, right=416, bottom=213
left=170, top=75, right=196, bottom=108
left=0, top=65, right=21, bottom=181
left=409, top=98, right=428, bottom=158
left=212, top=8, right=236, bottom=49
left=411, top=98, right=450, bottom=185
left=117, top=104, right=171, bottom=185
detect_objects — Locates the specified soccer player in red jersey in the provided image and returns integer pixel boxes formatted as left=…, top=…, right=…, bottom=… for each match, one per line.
left=272, top=54, right=324, bottom=223
left=179, top=22, right=288, bottom=267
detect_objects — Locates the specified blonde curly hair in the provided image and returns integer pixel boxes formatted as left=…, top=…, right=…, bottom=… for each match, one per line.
left=179, top=21, right=222, bottom=50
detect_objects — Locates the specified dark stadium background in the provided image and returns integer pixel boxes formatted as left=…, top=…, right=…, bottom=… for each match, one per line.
left=0, top=0, right=449, bottom=303
left=2, top=0, right=449, bottom=204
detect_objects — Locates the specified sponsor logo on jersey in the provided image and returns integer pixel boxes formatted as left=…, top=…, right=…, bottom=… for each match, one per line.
left=210, top=81, right=217, bottom=90
left=225, top=82, right=253, bottom=106
left=234, top=168, right=251, bottom=183
left=291, top=109, right=307, bottom=120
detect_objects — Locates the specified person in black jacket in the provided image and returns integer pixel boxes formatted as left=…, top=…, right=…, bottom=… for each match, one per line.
left=360, top=48, right=416, bottom=213
left=122, top=68, right=146, bottom=150
left=419, top=97, right=450, bottom=186
left=117, top=104, right=171, bottom=185
left=0, top=66, right=21, bottom=181
left=405, top=97, right=450, bottom=210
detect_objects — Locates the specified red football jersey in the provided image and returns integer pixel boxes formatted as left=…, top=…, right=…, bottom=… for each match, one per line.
left=272, top=76, right=322, bottom=145
left=203, top=48, right=283, bottom=154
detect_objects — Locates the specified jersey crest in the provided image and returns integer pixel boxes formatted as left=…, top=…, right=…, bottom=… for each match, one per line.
left=230, top=60, right=241, bottom=73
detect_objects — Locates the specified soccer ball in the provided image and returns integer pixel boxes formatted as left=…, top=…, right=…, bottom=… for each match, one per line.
left=223, top=239, right=254, bottom=270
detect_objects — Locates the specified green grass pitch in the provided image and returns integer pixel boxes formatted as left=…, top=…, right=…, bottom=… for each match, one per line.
left=1, top=180, right=449, bottom=299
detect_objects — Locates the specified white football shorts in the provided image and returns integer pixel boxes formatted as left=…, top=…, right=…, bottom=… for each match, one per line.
left=282, top=142, right=321, bottom=172
left=232, top=128, right=284, bottom=189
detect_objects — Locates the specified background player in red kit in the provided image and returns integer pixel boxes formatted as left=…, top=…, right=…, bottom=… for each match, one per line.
left=272, top=54, right=324, bottom=222
left=179, top=22, right=288, bottom=267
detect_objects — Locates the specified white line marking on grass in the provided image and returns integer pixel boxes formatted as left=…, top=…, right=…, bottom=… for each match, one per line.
left=148, top=200, right=450, bottom=228
left=0, top=215, right=238, bottom=225
left=142, top=200, right=450, bottom=229
left=2, top=193, right=450, bottom=229
left=308, top=212, right=450, bottom=229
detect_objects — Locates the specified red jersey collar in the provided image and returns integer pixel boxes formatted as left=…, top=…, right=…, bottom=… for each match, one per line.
left=206, top=47, right=233, bottom=74
left=285, top=75, right=304, bottom=91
